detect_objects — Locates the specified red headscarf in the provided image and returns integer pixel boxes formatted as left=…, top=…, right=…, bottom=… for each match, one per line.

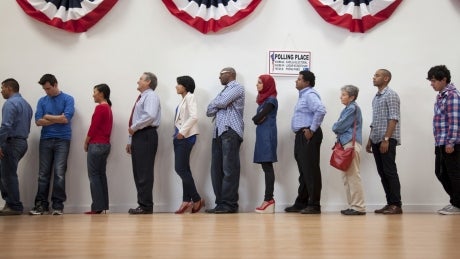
left=256, top=74, right=277, bottom=105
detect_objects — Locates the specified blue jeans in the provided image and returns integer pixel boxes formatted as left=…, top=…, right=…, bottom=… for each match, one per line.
left=34, top=138, right=70, bottom=210
left=211, top=128, right=242, bottom=211
left=87, top=143, right=111, bottom=211
left=0, top=138, right=28, bottom=211
left=174, top=138, right=200, bottom=202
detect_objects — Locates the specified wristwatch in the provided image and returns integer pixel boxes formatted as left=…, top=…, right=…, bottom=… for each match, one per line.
left=384, top=137, right=390, bottom=142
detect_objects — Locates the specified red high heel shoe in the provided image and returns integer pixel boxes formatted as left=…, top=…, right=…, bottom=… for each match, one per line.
left=192, top=199, right=205, bottom=213
left=255, top=199, right=275, bottom=214
left=175, top=202, right=193, bottom=214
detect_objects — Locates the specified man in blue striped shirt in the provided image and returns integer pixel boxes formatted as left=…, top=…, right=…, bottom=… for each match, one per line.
left=428, top=65, right=460, bottom=215
left=285, top=70, right=326, bottom=214
left=206, top=67, right=244, bottom=213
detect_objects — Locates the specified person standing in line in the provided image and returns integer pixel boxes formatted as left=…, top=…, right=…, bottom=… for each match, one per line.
left=0, top=78, right=33, bottom=216
left=252, top=74, right=278, bottom=214
left=427, top=65, right=460, bottom=215
left=285, top=70, right=326, bottom=214
left=173, top=75, right=205, bottom=214
left=366, top=69, right=402, bottom=215
left=30, top=74, right=75, bottom=216
left=205, top=67, right=244, bottom=214
left=332, top=85, right=366, bottom=216
left=84, top=84, right=113, bottom=214
left=126, top=72, right=161, bottom=215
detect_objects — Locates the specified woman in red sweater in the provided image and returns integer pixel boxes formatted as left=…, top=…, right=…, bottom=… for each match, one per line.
left=84, top=84, right=113, bottom=214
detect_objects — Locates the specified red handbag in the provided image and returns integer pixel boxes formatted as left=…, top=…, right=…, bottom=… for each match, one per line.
left=330, top=111, right=357, bottom=171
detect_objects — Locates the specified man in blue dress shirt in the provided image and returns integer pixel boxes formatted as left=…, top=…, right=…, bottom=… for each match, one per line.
left=0, top=78, right=33, bottom=216
left=285, top=70, right=326, bottom=214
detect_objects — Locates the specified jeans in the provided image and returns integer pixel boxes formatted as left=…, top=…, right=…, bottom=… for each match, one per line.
left=34, top=138, right=70, bottom=210
left=0, top=138, right=28, bottom=211
left=174, top=138, right=201, bottom=202
left=435, top=145, right=460, bottom=208
left=131, top=127, right=158, bottom=210
left=87, top=143, right=111, bottom=211
left=372, top=139, right=401, bottom=207
left=293, top=127, right=323, bottom=208
left=211, top=128, right=242, bottom=211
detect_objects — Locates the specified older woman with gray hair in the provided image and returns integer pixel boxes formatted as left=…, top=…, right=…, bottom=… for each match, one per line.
left=332, top=85, right=366, bottom=215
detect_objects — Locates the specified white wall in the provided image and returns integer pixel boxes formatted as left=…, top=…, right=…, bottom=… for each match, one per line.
left=1, top=0, right=459, bottom=213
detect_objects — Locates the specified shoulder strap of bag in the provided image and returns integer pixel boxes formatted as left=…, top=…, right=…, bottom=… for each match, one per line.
left=351, top=106, right=358, bottom=147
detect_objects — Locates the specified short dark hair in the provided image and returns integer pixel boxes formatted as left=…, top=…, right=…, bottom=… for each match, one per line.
left=177, top=75, right=196, bottom=93
left=1, top=78, right=20, bottom=92
left=94, top=83, right=112, bottom=106
left=427, top=65, right=451, bottom=83
left=299, top=70, right=315, bottom=87
left=144, top=72, right=158, bottom=90
left=38, top=74, right=58, bottom=86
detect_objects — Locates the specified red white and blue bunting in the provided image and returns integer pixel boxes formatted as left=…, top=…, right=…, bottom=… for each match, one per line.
left=16, top=0, right=118, bottom=33
left=308, top=0, right=403, bottom=33
left=162, top=0, right=262, bottom=34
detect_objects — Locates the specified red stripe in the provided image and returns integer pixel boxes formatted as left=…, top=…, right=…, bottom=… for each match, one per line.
left=308, top=0, right=402, bottom=33
left=162, top=0, right=262, bottom=34
left=16, top=0, right=118, bottom=33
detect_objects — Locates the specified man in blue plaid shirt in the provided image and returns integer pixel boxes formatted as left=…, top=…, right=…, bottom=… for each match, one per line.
left=428, top=65, right=460, bottom=215
left=206, top=67, right=245, bottom=214
left=366, top=69, right=402, bottom=215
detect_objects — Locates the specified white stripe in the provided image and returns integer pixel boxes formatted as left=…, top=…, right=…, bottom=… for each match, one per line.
left=171, top=0, right=254, bottom=21
left=27, top=0, right=103, bottom=21
left=318, top=0, right=396, bottom=19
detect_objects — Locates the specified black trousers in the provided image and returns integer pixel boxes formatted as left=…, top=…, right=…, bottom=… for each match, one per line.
left=131, top=127, right=158, bottom=210
left=372, top=139, right=401, bottom=207
left=293, top=127, right=323, bottom=208
left=435, top=145, right=460, bottom=208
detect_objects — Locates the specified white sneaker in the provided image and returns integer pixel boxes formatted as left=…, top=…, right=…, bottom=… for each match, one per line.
left=438, top=205, right=460, bottom=215
left=52, top=209, right=63, bottom=215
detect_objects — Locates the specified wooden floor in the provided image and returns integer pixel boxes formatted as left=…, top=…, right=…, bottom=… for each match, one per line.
left=1, top=212, right=459, bottom=258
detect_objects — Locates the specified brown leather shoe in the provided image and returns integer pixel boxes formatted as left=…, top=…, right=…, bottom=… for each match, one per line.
left=382, top=205, right=402, bottom=215
left=374, top=205, right=390, bottom=214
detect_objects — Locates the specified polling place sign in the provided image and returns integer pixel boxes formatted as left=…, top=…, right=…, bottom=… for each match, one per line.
left=268, top=51, right=311, bottom=76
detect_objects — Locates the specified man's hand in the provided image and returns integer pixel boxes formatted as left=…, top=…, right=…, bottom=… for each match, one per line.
left=126, top=144, right=132, bottom=154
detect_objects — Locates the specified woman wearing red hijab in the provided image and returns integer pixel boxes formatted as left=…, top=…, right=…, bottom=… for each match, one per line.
left=253, top=75, right=278, bottom=213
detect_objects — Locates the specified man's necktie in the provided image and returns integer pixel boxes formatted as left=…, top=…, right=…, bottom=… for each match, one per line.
left=129, top=95, right=141, bottom=127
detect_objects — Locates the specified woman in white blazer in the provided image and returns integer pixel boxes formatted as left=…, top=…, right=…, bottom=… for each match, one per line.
left=173, top=76, right=205, bottom=214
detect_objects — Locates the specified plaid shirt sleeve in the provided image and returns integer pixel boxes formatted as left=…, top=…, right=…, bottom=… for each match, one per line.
left=446, top=89, right=460, bottom=146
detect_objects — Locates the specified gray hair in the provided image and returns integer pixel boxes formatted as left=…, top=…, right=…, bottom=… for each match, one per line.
left=144, top=72, right=158, bottom=90
left=341, top=85, right=359, bottom=100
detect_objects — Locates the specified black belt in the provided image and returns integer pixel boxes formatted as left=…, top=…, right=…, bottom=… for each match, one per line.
left=139, top=126, right=157, bottom=131
left=295, top=127, right=309, bottom=135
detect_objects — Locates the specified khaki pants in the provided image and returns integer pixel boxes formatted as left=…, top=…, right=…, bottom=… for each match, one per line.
left=341, top=142, right=366, bottom=212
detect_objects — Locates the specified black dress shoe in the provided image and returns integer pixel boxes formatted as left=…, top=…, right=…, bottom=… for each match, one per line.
left=284, top=205, right=303, bottom=213
left=205, top=207, right=217, bottom=213
left=128, top=206, right=153, bottom=214
left=341, top=209, right=366, bottom=215
left=300, top=206, right=321, bottom=214
left=214, top=206, right=237, bottom=214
